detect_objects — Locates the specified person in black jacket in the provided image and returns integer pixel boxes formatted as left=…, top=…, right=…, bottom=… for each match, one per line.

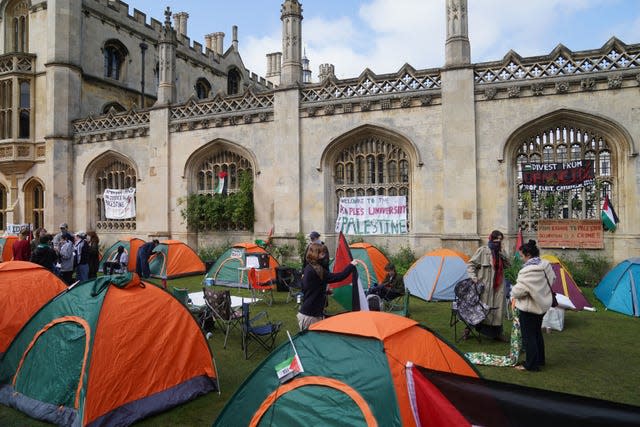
left=30, top=234, right=58, bottom=273
left=297, top=242, right=357, bottom=330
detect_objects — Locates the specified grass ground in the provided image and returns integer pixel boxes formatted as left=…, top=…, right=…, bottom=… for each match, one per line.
left=1, top=275, right=639, bottom=426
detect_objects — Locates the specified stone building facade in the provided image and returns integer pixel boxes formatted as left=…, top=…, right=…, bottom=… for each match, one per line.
left=0, top=0, right=638, bottom=264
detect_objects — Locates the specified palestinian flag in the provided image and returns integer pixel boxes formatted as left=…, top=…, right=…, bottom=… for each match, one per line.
left=601, top=195, right=619, bottom=232
left=213, top=171, right=228, bottom=195
left=329, top=232, right=367, bottom=311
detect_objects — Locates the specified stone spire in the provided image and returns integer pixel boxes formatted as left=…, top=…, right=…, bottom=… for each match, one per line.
left=156, top=7, right=177, bottom=105
left=280, top=0, right=303, bottom=86
left=445, top=0, right=470, bottom=66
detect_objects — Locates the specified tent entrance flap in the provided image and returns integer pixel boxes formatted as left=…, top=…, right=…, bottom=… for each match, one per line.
left=14, top=318, right=90, bottom=409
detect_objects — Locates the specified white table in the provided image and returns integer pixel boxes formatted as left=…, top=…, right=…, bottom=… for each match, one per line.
left=188, top=291, right=258, bottom=309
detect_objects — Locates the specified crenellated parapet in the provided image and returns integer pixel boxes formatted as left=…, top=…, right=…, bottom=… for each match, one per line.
left=474, top=37, right=640, bottom=100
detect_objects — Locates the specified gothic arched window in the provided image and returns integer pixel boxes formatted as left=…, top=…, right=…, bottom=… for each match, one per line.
left=227, top=68, right=241, bottom=95
left=333, top=136, right=410, bottom=224
left=196, top=149, right=252, bottom=195
left=24, top=179, right=44, bottom=229
left=6, top=0, right=29, bottom=52
left=195, top=78, right=211, bottom=99
left=95, top=159, right=137, bottom=231
left=103, top=40, right=128, bottom=80
left=516, top=125, right=614, bottom=231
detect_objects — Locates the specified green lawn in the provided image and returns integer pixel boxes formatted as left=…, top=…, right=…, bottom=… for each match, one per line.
left=1, top=276, right=639, bottom=426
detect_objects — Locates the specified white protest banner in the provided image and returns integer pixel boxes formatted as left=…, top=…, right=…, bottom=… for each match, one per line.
left=335, top=195, right=408, bottom=235
left=103, top=188, right=136, bottom=219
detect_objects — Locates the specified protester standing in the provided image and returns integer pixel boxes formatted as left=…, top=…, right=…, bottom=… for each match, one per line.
left=86, top=231, right=100, bottom=279
left=30, top=234, right=58, bottom=272
left=74, top=231, right=89, bottom=282
left=511, top=240, right=555, bottom=372
left=136, top=239, right=159, bottom=279
left=467, top=229, right=510, bottom=341
left=297, top=243, right=357, bottom=331
left=58, top=233, right=75, bottom=285
left=12, top=228, right=31, bottom=261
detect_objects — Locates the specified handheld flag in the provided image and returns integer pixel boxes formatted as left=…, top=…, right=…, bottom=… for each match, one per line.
left=275, top=331, right=304, bottom=384
left=330, top=232, right=366, bottom=311
left=601, top=195, right=619, bottom=232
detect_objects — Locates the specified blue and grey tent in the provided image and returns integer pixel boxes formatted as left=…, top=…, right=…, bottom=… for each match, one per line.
left=594, top=257, right=640, bottom=317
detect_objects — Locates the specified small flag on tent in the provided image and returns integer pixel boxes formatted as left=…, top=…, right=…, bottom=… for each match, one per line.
left=213, top=171, right=228, bottom=195
left=514, top=227, right=523, bottom=260
left=330, top=232, right=367, bottom=311
left=601, top=195, right=619, bottom=232
left=275, top=331, right=304, bottom=384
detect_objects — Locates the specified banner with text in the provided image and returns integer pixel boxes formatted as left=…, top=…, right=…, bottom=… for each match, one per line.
left=103, top=188, right=136, bottom=219
left=537, top=219, right=603, bottom=249
left=522, top=160, right=594, bottom=191
left=335, top=195, right=408, bottom=235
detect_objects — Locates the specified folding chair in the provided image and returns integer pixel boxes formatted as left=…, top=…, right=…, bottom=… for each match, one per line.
left=203, top=287, right=242, bottom=349
left=241, top=302, right=282, bottom=360
left=248, top=267, right=276, bottom=306
left=450, top=278, right=491, bottom=343
left=385, top=290, right=411, bottom=317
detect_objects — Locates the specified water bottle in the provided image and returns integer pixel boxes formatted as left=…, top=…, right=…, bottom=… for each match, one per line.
left=296, top=292, right=303, bottom=305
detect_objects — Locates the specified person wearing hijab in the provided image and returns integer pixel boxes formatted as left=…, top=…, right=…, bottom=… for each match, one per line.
left=466, top=229, right=510, bottom=341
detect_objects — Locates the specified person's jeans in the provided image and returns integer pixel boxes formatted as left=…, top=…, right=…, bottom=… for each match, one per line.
left=76, top=263, right=89, bottom=282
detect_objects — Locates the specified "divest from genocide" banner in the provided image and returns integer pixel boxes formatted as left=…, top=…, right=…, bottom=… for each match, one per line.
left=335, top=195, right=408, bottom=235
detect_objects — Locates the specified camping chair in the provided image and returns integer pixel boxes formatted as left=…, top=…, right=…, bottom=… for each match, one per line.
left=171, top=286, right=205, bottom=324
left=241, top=302, right=282, bottom=360
left=385, top=290, right=411, bottom=317
left=450, top=278, right=491, bottom=343
left=203, top=288, right=242, bottom=348
left=248, top=267, right=276, bottom=306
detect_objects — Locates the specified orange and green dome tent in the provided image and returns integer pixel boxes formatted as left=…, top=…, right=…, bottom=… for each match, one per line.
left=214, top=311, right=478, bottom=426
left=0, top=235, right=17, bottom=261
left=0, top=261, right=67, bottom=357
left=0, top=273, right=218, bottom=426
left=98, top=237, right=145, bottom=273
left=329, top=242, right=390, bottom=290
left=148, top=240, right=206, bottom=279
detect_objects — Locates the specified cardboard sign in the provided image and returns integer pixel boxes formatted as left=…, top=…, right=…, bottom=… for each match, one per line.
left=537, top=219, right=603, bottom=249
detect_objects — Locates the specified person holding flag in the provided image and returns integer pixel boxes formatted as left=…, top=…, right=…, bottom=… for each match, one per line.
left=297, top=242, right=357, bottom=331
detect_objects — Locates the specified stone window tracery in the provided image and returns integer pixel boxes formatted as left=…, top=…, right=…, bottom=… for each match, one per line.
left=6, top=0, right=29, bottom=53
left=0, top=80, right=12, bottom=139
left=195, top=78, right=211, bottom=99
left=95, top=159, right=136, bottom=231
left=333, top=136, right=410, bottom=223
left=196, top=149, right=252, bottom=195
left=103, top=40, right=128, bottom=80
left=24, top=179, right=44, bottom=229
left=516, top=125, right=614, bottom=231
left=18, top=80, right=29, bottom=138
left=227, top=68, right=241, bottom=95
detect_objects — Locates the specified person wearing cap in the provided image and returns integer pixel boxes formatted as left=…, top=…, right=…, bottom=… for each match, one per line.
left=58, top=233, right=75, bottom=285
left=74, top=231, right=89, bottom=282
left=303, top=231, right=328, bottom=269
left=53, top=223, right=69, bottom=254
